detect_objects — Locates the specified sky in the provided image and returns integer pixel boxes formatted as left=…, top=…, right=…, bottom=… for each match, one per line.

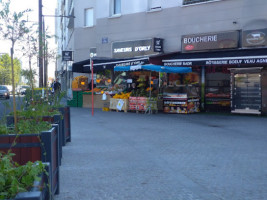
left=0, top=0, right=57, bottom=79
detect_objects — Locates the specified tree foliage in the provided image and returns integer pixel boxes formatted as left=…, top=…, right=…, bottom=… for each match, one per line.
left=0, top=0, right=32, bottom=44
left=0, top=53, right=21, bottom=85
left=0, top=0, right=32, bottom=130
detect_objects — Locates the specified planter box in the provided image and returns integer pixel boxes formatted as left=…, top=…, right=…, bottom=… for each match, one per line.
left=6, top=115, right=63, bottom=166
left=58, top=106, right=71, bottom=145
left=0, top=125, right=60, bottom=196
left=13, top=163, right=51, bottom=200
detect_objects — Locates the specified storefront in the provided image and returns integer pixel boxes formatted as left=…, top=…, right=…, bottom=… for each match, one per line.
left=71, top=38, right=164, bottom=109
left=162, top=30, right=267, bottom=115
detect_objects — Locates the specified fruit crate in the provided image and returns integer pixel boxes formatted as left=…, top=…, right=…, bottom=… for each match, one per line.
left=67, top=100, right=77, bottom=107
left=109, top=98, right=129, bottom=112
left=72, top=91, right=79, bottom=100
left=77, top=91, right=83, bottom=107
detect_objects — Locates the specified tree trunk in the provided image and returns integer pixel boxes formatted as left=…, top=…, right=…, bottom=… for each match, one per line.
left=11, top=45, right=17, bottom=130
left=29, top=58, right=34, bottom=101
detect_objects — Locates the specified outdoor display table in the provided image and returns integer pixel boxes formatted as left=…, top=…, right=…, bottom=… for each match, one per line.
left=83, top=93, right=111, bottom=108
left=163, top=85, right=200, bottom=114
left=129, top=97, right=158, bottom=113
left=163, top=95, right=200, bottom=114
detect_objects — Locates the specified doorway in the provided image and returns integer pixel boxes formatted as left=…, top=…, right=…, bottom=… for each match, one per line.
left=232, top=72, right=261, bottom=114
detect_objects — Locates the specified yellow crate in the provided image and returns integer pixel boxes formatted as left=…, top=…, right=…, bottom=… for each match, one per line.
left=102, top=107, right=110, bottom=112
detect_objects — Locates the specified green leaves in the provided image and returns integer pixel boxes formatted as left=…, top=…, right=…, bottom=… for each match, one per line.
left=0, top=54, right=21, bottom=85
left=0, top=0, right=32, bottom=42
left=0, top=152, right=45, bottom=199
left=17, top=120, right=52, bottom=135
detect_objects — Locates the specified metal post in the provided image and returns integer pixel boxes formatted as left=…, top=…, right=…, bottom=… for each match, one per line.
left=43, top=17, right=48, bottom=87
left=91, top=58, right=94, bottom=116
left=39, top=0, right=43, bottom=87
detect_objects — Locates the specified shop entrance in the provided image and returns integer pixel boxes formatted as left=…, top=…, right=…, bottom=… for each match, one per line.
left=205, top=66, right=231, bottom=112
left=232, top=73, right=261, bottom=113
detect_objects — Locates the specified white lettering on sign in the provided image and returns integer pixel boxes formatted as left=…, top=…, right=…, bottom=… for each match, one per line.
left=206, top=60, right=228, bottom=65
left=164, top=62, right=182, bottom=66
left=244, top=59, right=256, bottom=64
left=114, top=47, right=132, bottom=53
left=184, top=35, right=217, bottom=44
left=135, top=46, right=151, bottom=52
left=229, top=60, right=242, bottom=64
left=182, top=62, right=192, bottom=66
left=256, top=58, right=267, bottom=63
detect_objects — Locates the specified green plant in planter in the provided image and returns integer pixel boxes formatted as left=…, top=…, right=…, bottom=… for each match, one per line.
left=52, top=91, right=66, bottom=108
left=0, top=121, right=52, bottom=136
left=16, top=120, right=52, bottom=135
left=0, top=152, right=46, bottom=199
left=18, top=103, right=60, bottom=118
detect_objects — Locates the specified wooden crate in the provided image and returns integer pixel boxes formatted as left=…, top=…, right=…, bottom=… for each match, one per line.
left=83, top=94, right=111, bottom=108
left=109, top=98, right=129, bottom=112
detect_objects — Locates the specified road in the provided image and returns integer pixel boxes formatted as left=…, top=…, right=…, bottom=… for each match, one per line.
left=55, top=108, right=267, bottom=200
left=0, top=95, right=24, bottom=121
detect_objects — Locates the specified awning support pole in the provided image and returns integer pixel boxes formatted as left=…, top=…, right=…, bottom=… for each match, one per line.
left=91, top=58, right=94, bottom=116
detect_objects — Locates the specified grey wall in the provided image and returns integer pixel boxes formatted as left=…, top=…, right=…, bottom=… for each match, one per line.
left=73, top=0, right=267, bottom=62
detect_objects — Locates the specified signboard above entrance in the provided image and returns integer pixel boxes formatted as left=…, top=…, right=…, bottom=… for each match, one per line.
left=242, top=28, right=267, bottom=47
left=163, top=56, right=267, bottom=67
left=112, top=38, right=163, bottom=59
left=182, top=31, right=239, bottom=52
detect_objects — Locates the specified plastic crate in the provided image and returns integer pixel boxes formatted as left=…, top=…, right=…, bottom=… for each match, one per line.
left=72, top=91, right=79, bottom=100
left=67, top=100, right=77, bottom=107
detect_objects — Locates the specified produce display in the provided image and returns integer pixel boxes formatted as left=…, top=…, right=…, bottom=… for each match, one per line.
left=113, top=92, right=131, bottom=99
left=72, top=75, right=88, bottom=90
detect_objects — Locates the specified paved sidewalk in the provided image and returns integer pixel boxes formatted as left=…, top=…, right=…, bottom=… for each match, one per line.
left=55, top=108, right=267, bottom=200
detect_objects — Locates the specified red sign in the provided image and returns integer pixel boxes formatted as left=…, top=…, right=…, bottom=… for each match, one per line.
left=185, top=45, right=195, bottom=51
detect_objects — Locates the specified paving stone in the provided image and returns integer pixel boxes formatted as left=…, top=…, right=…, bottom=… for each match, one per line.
left=55, top=109, right=267, bottom=200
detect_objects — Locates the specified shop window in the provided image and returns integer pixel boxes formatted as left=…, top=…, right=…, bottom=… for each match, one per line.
left=205, top=66, right=231, bottom=112
left=84, top=8, right=94, bottom=27
left=110, top=0, right=121, bottom=16
left=148, top=0, right=161, bottom=11
left=183, top=0, right=221, bottom=6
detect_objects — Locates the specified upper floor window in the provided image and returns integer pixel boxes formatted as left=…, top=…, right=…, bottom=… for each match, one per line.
left=183, top=0, right=218, bottom=5
left=148, top=0, right=161, bottom=11
left=84, top=8, right=94, bottom=27
left=111, top=0, right=121, bottom=16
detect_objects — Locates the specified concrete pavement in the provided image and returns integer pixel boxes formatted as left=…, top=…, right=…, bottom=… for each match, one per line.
left=55, top=108, right=267, bottom=200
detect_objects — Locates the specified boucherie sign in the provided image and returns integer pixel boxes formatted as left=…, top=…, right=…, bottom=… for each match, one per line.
left=112, top=38, right=163, bottom=59
left=182, top=31, right=239, bottom=52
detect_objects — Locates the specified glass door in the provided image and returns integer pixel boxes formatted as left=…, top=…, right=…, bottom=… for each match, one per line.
left=233, top=73, right=261, bottom=111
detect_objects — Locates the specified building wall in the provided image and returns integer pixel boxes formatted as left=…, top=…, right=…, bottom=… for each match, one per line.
left=71, top=0, right=267, bottom=62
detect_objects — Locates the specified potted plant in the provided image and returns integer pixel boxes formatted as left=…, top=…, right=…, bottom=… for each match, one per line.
left=7, top=93, right=64, bottom=165
left=0, top=152, right=51, bottom=200
left=0, top=122, right=60, bottom=196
